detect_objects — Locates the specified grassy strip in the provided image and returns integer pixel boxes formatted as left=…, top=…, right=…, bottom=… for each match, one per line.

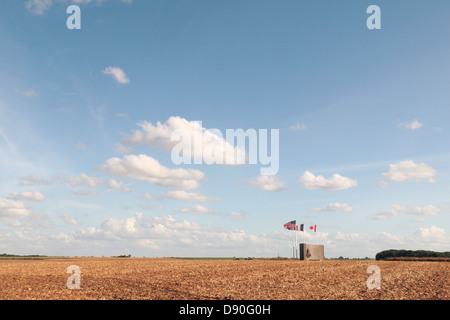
left=384, top=257, right=450, bottom=262
left=0, top=256, right=68, bottom=260
left=171, top=257, right=256, bottom=260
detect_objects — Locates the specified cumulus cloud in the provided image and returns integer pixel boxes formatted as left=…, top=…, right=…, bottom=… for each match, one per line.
left=299, top=171, right=358, bottom=190
left=72, top=213, right=273, bottom=256
left=108, top=178, right=123, bottom=190
left=15, top=89, right=35, bottom=97
left=76, top=141, right=87, bottom=150
left=19, top=175, right=51, bottom=186
left=8, top=192, right=45, bottom=202
left=289, top=122, right=307, bottom=131
left=370, top=204, right=407, bottom=220
left=370, top=204, right=442, bottom=220
left=227, top=211, right=246, bottom=221
left=101, top=67, right=130, bottom=84
left=0, top=198, right=31, bottom=219
left=58, top=213, right=79, bottom=226
left=25, top=0, right=52, bottom=15
left=26, top=0, right=132, bottom=16
left=3, top=210, right=449, bottom=257
left=73, top=190, right=98, bottom=196
left=399, top=119, right=423, bottom=130
left=73, top=0, right=133, bottom=4
left=405, top=205, right=442, bottom=216
left=115, top=142, right=133, bottom=154
left=121, top=187, right=136, bottom=193
left=0, top=198, right=33, bottom=227
left=177, top=205, right=215, bottom=215
left=309, top=202, right=354, bottom=213
left=64, top=173, right=103, bottom=188
left=118, top=116, right=247, bottom=165
left=382, top=160, right=437, bottom=183
left=77, top=214, right=201, bottom=242
left=160, top=190, right=222, bottom=202
left=99, top=154, right=205, bottom=190
left=143, top=192, right=155, bottom=200
left=248, top=175, right=285, bottom=192
left=414, top=225, right=445, bottom=241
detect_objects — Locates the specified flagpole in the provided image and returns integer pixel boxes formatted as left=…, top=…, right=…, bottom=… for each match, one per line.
left=293, top=230, right=295, bottom=259
left=292, top=230, right=295, bottom=259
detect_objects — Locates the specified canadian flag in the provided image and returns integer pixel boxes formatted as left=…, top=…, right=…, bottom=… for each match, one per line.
left=309, top=225, right=317, bottom=232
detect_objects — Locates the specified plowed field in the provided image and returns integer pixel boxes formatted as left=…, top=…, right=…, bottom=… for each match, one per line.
left=0, top=258, right=448, bottom=300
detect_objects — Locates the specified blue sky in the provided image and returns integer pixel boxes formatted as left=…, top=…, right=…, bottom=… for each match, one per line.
left=0, top=0, right=449, bottom=258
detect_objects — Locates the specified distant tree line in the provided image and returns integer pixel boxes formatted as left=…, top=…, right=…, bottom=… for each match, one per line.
left=326, top=256, right=372, bottom=260
left=1, top=253, right=47, bottom=257
left=375, top=249, right=450, bottom=260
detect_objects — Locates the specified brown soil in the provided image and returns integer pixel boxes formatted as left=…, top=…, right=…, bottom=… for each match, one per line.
left=0, top=258, right=447, bottom=300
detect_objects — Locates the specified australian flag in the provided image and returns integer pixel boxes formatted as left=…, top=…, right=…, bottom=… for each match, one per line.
left=283, top=220, right=296, bottom=231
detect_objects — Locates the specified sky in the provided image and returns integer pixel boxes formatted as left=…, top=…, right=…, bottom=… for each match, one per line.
left=0, top=0, right=449, bottom=258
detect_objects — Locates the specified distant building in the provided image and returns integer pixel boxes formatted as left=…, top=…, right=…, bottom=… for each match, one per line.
left=299, top=243, right=324, bottom=261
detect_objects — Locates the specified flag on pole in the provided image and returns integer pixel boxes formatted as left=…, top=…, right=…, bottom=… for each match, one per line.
left=299, top=224, right=304, bottom=231
left=284, top=220, right=296, bottom=230
left=309, top=225, right=317, bottom=232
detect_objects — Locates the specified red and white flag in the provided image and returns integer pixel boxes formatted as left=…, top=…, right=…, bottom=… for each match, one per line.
left=309, top=225, right=317, bottom=232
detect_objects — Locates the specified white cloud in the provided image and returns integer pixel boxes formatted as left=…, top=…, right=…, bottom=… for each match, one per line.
left=370, top=204, right=442, bottom=220
left=310, top=202, right=354, bottom=213
left=58, top=213, right=79, bottom=226
left=414, top=225, right=445, bottom=241
left=108, top=178, right=123, bottom=190
left=0, top=198, right=33, bottom=228
left=289, top=122, right=307, bottom=131
left=227, top=211, right=246, bottom=221
left=121, top=187, right=136, bottom=193
left=76, top=141, right=87, bottom=150
left=378, top=180, right=391, bottom=190
left=299, top=171, right=358, bottom=190
left=25, top=0, right=52, bottom=15
left=177, top=205, right=215, bottom=215
left=73, top=190, right=98, bottom=196
left=382, top=160, right=437, bottom=183
left=26, top=0, right=132, bottom=15
left=99, top=154, right=205, bottom=190
left=161, top=190, right=222, bottom=202
left=101, top=67, right=130, bottom=84
left=3, top=210, right=449, bottom=258
left=15, top=89, right=35, bottom=97
left=406, top=205, right=441, bottom=216
left=19, top=175, right=51, bottom=186
left=8, top=191, right=45, bottom=202
left=116, top=112, right=128, bottom=118
left=370, top=204, right=408, bottom=220
left=0, top=198, right=31, bottom=219
left=77, top=214, right=201, bottom=243
left=399, top=119, right=423, bottom=130
left=119, top=116, right=247, bottom=165
left=65, top=173, right=103, bottom=188
left=73, top=0, right=133, bottom=4
left=100, top=217, right=139, bottom=237
left=115, top=142, right=133, bottom=154
left=248, top=175, right=285, bottom=192
left=143, top=192, right=155, bottom=200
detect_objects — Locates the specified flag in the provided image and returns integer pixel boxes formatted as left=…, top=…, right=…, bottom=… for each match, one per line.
left=283, top=220, right=296, bottom=231
left=309, top=225, right=317, bottom=232
left=299, top=224, right=304, bottom=231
